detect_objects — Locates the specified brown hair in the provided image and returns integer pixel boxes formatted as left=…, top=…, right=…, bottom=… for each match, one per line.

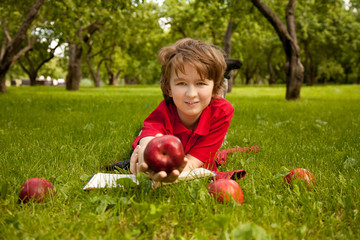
left=158, top=38, right=226, bottom=103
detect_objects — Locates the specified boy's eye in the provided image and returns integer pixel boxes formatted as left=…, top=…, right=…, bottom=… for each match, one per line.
left=176, top=82, right=186, bottom=86
left=197, top=82, right=207, bottom=85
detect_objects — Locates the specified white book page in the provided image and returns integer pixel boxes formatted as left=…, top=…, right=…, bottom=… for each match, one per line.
left=83, top=173, right=138, bottom=190
left=83, top=168, right=216, bottom=190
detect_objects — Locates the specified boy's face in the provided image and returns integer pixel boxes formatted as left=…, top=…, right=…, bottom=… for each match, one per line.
left=169, top=63, right=214, bottom=129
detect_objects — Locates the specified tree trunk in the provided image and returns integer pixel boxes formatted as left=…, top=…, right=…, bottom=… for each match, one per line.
left=285, top=53, right=303, bottom=99
left=251, top=0, right=304, bottom=100
left=114, top=70, right=121, bottom=86
left=224, top=19, right=234, bottom=57
left=285, top=1, right=304, bottom=99
left=106, top=62, right=114, bottom=85
left=0, top=0, right=45, bottom=93
left=268, top=62, right=276, bottom=84
left=267, top=48, right=276, bottom=85
left=86, top=53, right=100, bottom=88
left=66, top=43, right=82, bottom=90
left=245, top=58, right=256, bottom=84
left=124, top=75, right=137, bottom=85
left=18, top=57, right=37, bottom=86
left=108, top=71, right=114, bottom=85
left=106, top=63, right=120, bottom=86
left=245, top=68, right=252, bottom=85
left=0, top=73, right=6, bottom=92
left=65, top=22, right=101, bottom=91
left=224, top=18, right=235, bottom=93
left=30, top=74, right=37, bottom=85
left=86, top=44, right=113, bottom=88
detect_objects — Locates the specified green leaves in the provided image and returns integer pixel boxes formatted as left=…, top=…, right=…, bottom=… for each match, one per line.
left=0, top=181, right=9, bottom=200
left=90, top=195, right=116, bottom=214
left=231, top=222, right=271, bottom=240
left=136, top=172, right=153, bottom=193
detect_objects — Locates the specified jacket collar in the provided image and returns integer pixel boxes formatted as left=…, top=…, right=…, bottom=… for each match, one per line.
left=172, top=104, right=211, bottom=136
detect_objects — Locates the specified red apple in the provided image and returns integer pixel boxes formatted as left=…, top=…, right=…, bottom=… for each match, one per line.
left=144, top=135, right=185, bottom=174
left=207, top=179, right=244, bottom=204
left=284, top=168, right=315, bottom=186
left=19, top=178, right=55, bottom=203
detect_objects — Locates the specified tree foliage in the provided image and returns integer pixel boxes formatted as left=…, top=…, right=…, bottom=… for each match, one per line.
left=0, top=0, right=46, bottom=93
left=1, top=0, right=359, bottom=95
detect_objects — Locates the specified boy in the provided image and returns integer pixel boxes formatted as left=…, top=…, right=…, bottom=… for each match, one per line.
left=110, top=38, right=234, bottom=183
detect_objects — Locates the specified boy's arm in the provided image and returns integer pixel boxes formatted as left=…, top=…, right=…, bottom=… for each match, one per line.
left=183, top=154, right=204, bottom=172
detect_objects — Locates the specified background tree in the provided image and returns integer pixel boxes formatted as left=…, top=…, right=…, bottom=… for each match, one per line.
left=296, top=0, right=325, bottom=86
left=17, top=27, right=61, bottom=86
left=0, top=0, right=45, bottom=93
left=348, top=0, right=360, bottom=84
left=231, top=5, right=284, bottom=86
left=251, top=0, right=304, bottom=100
left=54, top=0, right=119, bottom=90
left=120, top=1, right=166, bottom=85
left=15, top=1, right=67, bottom=86
left=104, top=45, right=122, bottom=86
left=81, top=0, right=134, bottom=87
left=295, top=0, right=360, bottom=85
left=2, top=0, right=359, bottom=92
left=85, top=36, right=113, bottom=87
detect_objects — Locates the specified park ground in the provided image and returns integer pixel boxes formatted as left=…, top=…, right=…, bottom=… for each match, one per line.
left=0, top=85, right=359, bottom=239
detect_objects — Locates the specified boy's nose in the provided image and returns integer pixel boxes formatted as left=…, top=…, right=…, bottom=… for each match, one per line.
left=186, top=85, right=197, bottom=98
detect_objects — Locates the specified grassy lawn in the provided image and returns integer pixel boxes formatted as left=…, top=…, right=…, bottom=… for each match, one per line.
left=0, top=85, right=359, bottom=239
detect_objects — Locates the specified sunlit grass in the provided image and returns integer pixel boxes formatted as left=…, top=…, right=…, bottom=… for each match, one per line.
left=0, top=85, right=359, bottom=239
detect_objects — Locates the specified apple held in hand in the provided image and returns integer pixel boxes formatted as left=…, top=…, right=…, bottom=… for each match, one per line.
left=284, top=168, right=315, bottom=186
left=144, top=135, right=185, bottom=174
left=19, top=178, right=55, bottom=203
left=208, top=179, right=244, bottom=204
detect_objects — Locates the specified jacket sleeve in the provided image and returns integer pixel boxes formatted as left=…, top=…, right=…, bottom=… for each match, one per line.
left=131, top=101, right=172, bottom=149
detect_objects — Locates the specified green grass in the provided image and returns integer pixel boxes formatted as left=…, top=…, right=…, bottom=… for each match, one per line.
left=0, top=85, right=359, bottom=239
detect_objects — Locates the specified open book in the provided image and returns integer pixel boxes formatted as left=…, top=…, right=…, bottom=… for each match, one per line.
left=83, top=168, right=216, bottom=190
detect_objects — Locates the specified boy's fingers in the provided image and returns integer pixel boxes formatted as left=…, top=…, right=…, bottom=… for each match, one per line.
left=181, top=159, right=187, bottom=170
left=171, top=169, right=180, bottom=177
left=167, top=170, right=180, bottom=182
left=152, top=171, right=168, bottom=181
left=138, top=162, right=149, bottom=173
left=152, top=170, right=180, bottom=182
left=130, top=146, right=141, bottom=174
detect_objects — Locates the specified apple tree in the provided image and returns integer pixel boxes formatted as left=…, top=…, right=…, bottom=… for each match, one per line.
left=251, top=0, right=304, bottom=100
left=0, top=0, right=46, bottom=93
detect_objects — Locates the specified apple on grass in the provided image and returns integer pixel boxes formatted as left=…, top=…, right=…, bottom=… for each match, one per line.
left=144, top=135, right=185, bottom=174
left=207, top=179, right=244, bottom=204
left=284, top=168, right=315, bottom=187
left=19, top=178, right=55, bottom=204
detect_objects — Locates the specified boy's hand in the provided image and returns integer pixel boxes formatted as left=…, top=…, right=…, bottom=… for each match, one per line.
left=139, top=157, right=188, bottom=182
left=130, top=134, right=188, bottom=183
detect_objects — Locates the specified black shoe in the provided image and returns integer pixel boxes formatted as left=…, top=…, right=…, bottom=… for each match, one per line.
left=104, top=159, right=131, bottom=171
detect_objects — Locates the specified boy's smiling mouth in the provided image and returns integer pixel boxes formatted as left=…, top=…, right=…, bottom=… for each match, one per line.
left=185, top=101, right=199, bottom=105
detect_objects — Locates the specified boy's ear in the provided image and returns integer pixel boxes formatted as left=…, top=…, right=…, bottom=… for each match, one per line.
left=168, top=88, right=172, bottom=97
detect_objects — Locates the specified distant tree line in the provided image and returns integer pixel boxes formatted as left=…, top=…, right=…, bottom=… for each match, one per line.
left=1, top=0, right=359, bottom=100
